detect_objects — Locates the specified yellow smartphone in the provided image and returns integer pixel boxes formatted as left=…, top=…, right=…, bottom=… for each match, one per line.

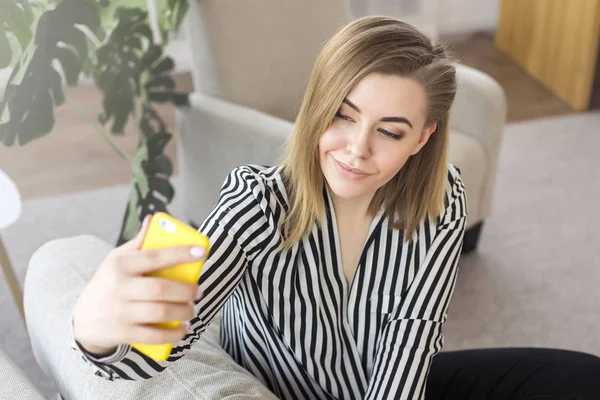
left=130, top=212, right=210, bottom=361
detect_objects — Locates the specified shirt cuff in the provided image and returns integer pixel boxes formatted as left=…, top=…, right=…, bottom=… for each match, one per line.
left=69, top=314, right=131, bottom=365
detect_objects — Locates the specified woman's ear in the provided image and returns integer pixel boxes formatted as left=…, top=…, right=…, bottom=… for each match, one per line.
left=411, top=122, right=437, bottom=156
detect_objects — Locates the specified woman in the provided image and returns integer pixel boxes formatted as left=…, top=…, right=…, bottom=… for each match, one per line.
left=72, top=16, right=600, bottom=400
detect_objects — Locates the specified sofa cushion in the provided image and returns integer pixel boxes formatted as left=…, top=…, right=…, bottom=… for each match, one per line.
left=0, top=347, right=45, bottom=400
left=449, top=130, right=487, bottom=228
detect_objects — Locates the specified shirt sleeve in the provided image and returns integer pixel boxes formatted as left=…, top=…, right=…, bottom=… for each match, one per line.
left=70, top=166, right=270, bottom=381
left=364, top=164, right=468, bottom=400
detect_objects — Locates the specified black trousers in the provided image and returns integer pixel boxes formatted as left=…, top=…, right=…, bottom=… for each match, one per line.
left=426, top=348, right=600, bottom=400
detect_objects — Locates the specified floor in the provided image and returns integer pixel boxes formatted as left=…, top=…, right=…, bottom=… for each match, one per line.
left=0, top=31, right=577, bottom=200
left=445, top=31, right=576, bottom=122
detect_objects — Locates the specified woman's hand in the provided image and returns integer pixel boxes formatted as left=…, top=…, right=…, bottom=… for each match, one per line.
left=72, top=215, right=206, bottom=357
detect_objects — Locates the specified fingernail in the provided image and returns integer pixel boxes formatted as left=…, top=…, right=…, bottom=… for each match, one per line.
left=195, top=286, right=203, bottom=300
left=184, top=321, right=191, bottom=331
left=190, top=246, right=205, bottom=258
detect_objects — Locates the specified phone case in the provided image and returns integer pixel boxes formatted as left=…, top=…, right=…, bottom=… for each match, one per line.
left=130, top=212, right=210, bottom=361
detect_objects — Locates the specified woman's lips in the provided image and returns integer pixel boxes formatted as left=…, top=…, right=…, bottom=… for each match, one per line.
left=333, top=157, right=371, bottom=180
left=336, top=159, right=368, bottom=174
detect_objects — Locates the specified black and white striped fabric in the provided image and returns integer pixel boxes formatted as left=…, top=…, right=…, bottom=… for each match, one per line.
left=71, top=163, right=468, bottom=400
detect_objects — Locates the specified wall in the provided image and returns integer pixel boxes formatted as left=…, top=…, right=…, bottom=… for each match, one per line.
left=348, top=0, right=501, bottom=35
left=0, top=0, right=502, bottom=88
left=437, top=0, right=500, bottom=34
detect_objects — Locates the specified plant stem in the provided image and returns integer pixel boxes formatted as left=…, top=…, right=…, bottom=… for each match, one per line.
left=65, top=96, right=131, bottom=164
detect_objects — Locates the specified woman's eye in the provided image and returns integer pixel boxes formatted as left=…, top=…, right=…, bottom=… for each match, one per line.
left=334, top=112, right=402, bottom=140
left=335, top=112, right=353, bottom=122
left=380, top=129, right=403, bottom=140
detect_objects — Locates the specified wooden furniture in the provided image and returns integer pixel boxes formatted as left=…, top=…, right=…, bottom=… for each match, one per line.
left=496, top=0, right=600, bottom=111
left=0, top=169, right=24, bottom=322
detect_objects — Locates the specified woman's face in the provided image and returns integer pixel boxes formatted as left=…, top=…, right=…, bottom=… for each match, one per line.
left=319, top=72, right=437, bottom=203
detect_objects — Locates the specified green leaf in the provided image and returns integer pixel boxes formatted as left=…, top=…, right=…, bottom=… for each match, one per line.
left=117, top=183, right=142, bottom=246
left=0, top=0, right=34, bottom=63
left=9, top=40, right=34, bottom=86
left=140, top=45, right=189, bottom=106
left=146, top=154, right=172, bottom=175
left=0, top=0, right=100, bottom=146
left=20, top=0, right=34, bottom=24
left=19, top=88, right=54, bottom=144
left=0, top=0, right=33, bottom=48
left=147, top=132, right=171, bottom=158
left=0, top=29, right=11, bottom=68
left=94, top=7, right=152, bottom=134
left=95, top=10, right=189, bottom=135
left=116, top=104, right=175, bottom=245
left=149, top=176, right=174, bottom=201
left=150, top=56, right=174, bottom=75
left=131, top=144, right=150, bottom=196
left=98, top=0, right=147, bottom=31
left=100, top=0, right=190, bottom=46
left=166, top=0, right=189, bottom=35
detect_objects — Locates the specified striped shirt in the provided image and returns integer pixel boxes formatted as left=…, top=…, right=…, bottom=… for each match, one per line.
left=71, top=163, right=468, bottom=399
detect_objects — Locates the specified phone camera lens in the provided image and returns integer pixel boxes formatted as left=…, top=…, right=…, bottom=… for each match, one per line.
left=158, top=218, right=177, bottom=233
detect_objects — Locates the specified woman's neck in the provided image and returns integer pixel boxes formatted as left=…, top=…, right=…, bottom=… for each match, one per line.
left=327, top=185, right=374, bottom=223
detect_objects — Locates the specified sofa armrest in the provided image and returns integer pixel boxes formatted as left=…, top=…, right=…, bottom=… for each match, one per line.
left=176, top=92, right=294, bottom=226
left=0, top=347, right=45, bottom=400
left=450, top=63, right=507, bottom=155
left=450, top=63, right=507, bottom=219
left=24, top=235, right=276, bottom=400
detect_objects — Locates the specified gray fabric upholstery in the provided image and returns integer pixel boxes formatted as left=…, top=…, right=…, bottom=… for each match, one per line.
left=182, top=0, right=350, bottom=122
left=0, top=346, right=45, bottom=400
left=176, top=93, right=293, bottom=227
left=23, top=235, right=278, bottom=400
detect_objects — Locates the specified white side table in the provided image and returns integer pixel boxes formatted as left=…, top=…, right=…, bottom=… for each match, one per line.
left=0, top=169, right=24, bottom=321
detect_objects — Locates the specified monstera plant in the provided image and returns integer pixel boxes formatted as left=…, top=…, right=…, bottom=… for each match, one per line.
left=0, top=0, right=191, bottom=245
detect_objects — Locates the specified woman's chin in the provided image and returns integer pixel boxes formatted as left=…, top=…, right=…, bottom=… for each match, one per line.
left=325, top=176, right=370, bottom=200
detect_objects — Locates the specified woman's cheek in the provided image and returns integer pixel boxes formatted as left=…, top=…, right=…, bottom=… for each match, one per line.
left=330, top=124, right=349, bottom=145
left=320, top=128, right=340, bottom=150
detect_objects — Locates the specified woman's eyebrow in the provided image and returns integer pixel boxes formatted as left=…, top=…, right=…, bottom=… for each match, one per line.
left=343, top=98, right=414, bottom=129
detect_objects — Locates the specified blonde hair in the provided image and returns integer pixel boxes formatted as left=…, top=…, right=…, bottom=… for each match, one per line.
left=277, top=16, right=457, bottom=251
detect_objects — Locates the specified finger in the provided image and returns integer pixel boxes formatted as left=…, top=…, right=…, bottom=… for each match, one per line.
left=134, top=214, right=153, bottom=249
left=121, top=214, right=152, bottom=251
left=124, top=301, right=196, bottom=325
left=119, top=245, right=207, bottom=276
left=126, top=323, right=190, bottom=345
left=122, top=277, right=198, bottom=303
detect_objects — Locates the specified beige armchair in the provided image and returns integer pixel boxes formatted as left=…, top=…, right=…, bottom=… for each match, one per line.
left=177, top=0, right=506, bottom=252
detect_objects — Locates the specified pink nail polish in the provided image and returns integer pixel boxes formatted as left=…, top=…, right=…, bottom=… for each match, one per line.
left=190, top=246, right=205, bottom=258
left=195, top=287, right=203, bottom=300
left=184, top=321, right=191, bottom=331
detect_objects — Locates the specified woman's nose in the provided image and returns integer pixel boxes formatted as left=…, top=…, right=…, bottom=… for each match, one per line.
left=346, top=126, right=371, bottom=158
